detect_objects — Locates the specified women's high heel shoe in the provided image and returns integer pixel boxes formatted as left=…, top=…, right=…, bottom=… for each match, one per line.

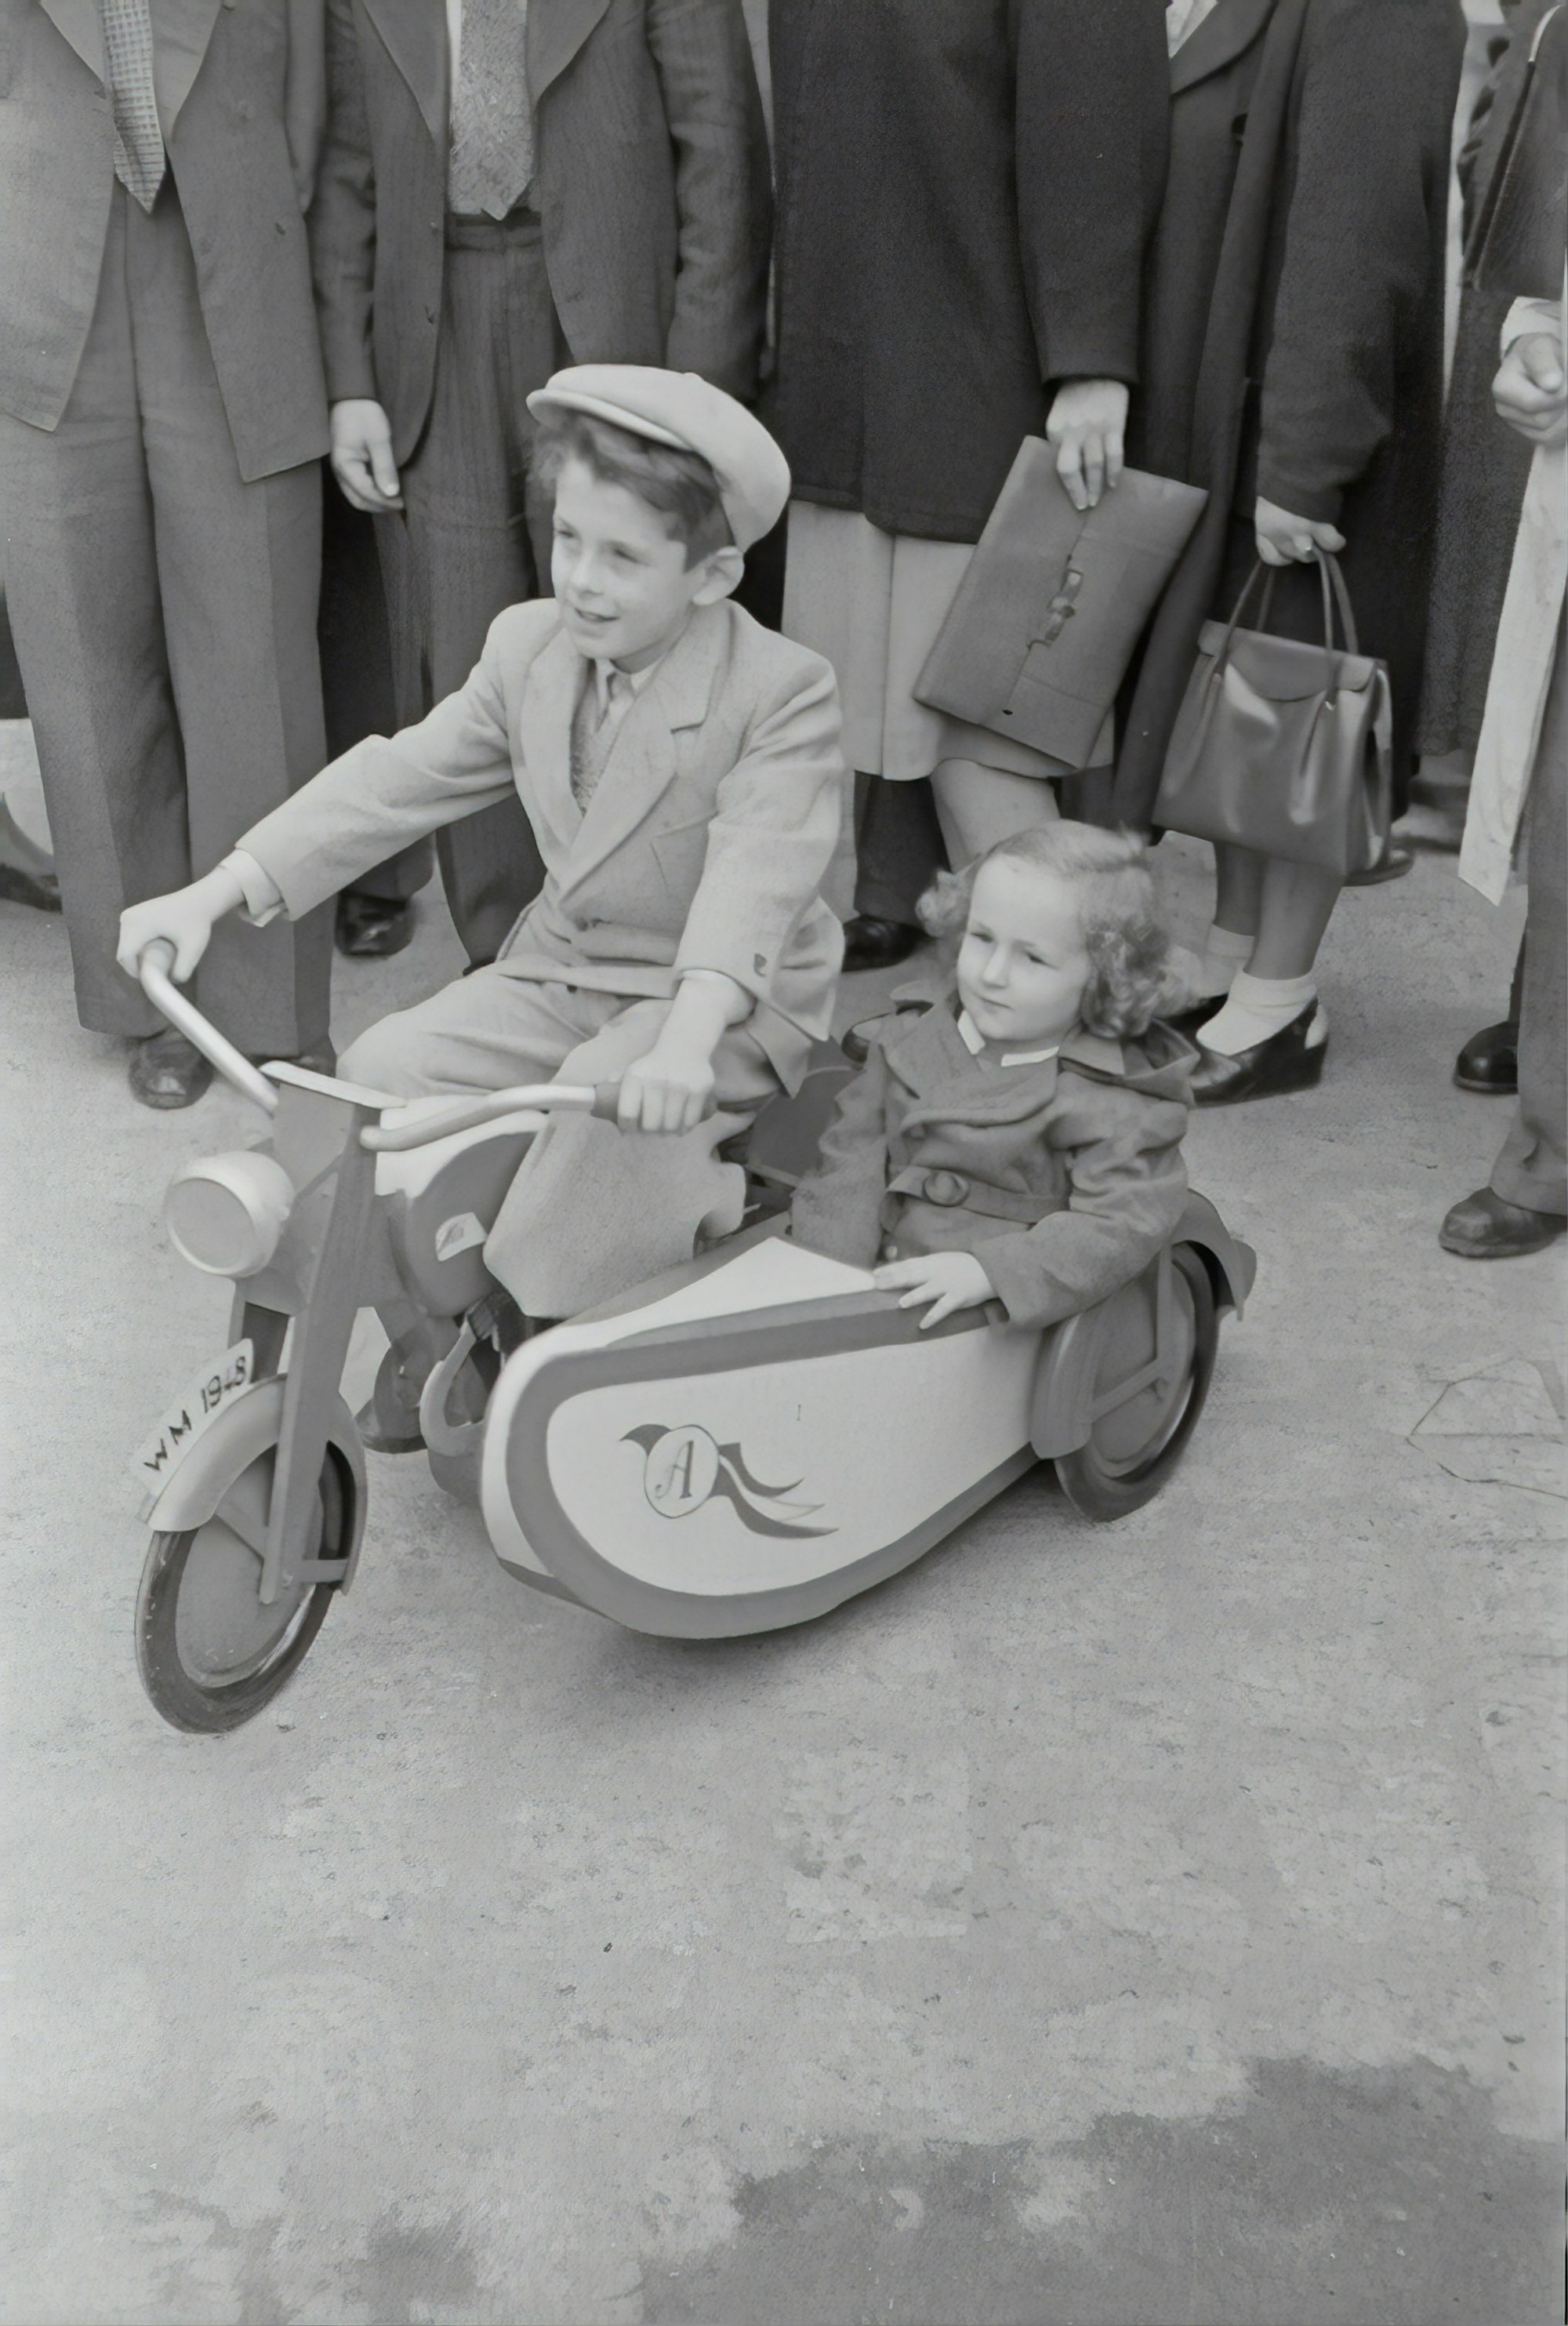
left=1189, top=1002, right=1327, bottom=1106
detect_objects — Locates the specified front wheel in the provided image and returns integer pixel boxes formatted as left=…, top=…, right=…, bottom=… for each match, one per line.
left=1054, top=1245, right=1218, bottom=1521
left=135, top=1442, right=354, bottom=1732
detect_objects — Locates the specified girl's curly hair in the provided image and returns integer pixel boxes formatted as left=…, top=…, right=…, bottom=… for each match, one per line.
left=917, top=821, right=1179, bottom=1040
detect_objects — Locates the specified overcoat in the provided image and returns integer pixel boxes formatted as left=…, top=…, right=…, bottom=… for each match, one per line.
left=0, top=0, right=330, bottom=482
left=232, top=598, right=849, bottom=1089
left=1420, top=0, right=1557, bottom=756
left=1113, top=0, right=1466, bottom=829
left=790, top=1002, right=1192, bottom=1332
left=766, top=0, right=1170, bottom=544
left=310, top=0, right=771, bottom=463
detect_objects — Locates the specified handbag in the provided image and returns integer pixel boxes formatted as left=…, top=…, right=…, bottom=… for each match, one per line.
left=1152, top=553, right=1392, bottom=876
left=914, top=441, right=1208, bottom=770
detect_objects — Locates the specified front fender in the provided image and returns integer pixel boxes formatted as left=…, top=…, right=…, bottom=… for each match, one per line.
left=140, top=1378, right=369, bottom=1593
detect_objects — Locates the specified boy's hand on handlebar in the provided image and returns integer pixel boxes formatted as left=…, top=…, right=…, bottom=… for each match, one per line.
left=616, top=1040, right=717, bottom=1135
left=874, top=1251, right=996, bottom=1328
left=117, top=864, right=246, bottom=983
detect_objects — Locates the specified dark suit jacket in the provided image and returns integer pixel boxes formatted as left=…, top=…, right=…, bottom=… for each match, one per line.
left=1113, top=0, right=1465, bottom=825
left=311, top=0, right=771, bottom=462
left=0, top=0, right=330, bottom=481
left=767, top=0, right=1170, bottom=543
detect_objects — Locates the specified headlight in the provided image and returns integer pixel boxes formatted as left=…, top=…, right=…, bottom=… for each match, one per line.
left=164, top=1151, right=295, bottom=1277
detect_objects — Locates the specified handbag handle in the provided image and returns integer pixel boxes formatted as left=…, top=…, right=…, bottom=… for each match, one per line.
left=1210, top=550, right=1360, bottom=698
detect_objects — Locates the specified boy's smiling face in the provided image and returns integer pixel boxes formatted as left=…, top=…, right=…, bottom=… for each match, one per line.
left=550, top=454, right=741, bottom=672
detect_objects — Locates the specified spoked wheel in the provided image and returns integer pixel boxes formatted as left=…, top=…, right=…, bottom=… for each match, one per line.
left=1054, top=1245, right=1218, bottom=1521
left=136, top=1442, right=354, bottom=1732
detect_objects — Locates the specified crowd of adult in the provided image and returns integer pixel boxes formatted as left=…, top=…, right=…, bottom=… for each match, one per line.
left=0, top=0, right=1563, bottom=1263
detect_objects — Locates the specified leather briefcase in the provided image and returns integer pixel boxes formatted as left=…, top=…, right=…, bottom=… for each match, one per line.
left=1153, top=554, right=1393, bottom=876
left=914, top=441, right=1207, bottom=769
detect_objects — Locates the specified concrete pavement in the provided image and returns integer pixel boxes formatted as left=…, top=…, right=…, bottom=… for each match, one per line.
left=2, top=738, right=1563, bottom=2324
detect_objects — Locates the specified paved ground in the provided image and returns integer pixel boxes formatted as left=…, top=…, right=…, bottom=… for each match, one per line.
left=2, top=726, right=1563, bottom=2326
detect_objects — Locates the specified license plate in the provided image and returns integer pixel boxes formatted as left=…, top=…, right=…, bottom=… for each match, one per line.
left=129, top=1340, right=256, bottom=1490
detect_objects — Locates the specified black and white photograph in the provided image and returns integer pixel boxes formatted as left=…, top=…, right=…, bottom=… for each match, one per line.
left=1, top=0, right=1563, bottom=2319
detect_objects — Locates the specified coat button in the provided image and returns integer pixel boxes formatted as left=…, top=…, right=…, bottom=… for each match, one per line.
left=920, top=1170, right=969, bottom=1207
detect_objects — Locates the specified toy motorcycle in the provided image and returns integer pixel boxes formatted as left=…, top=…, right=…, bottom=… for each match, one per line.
left=129, top=940, right=1254, bottom=1733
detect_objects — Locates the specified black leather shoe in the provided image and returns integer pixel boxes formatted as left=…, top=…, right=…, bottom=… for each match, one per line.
left=1190, top=1003, right=1327, bottom=1106
left=129, top=1028, right=214, bottom=1110
left=1345, top=841, right=1414, bottom=887
left=1439, top=1186, right=1566, bottom=1259
left=0, top=860, right=62, bottom=912
left=1454, top=1020, right=1519, bottom=1095
left=336, top=891, right=416, bottom=958
left=842, top=914, right=922, bottom=973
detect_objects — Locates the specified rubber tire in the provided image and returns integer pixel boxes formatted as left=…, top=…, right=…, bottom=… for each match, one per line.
left=135, top=1444, right=352, bottom=1733
left=1054, top=1246, right=1218, bottom=1522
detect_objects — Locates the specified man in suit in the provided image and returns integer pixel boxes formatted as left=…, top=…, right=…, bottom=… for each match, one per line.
left=315, top=0, right=772, bottom=969
left=0, top=0, right=334, bottom=1106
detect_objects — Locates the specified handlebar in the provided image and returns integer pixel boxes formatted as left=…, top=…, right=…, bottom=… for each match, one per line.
left=138, top=940, right=280, bottom=1116
left=136, top=941, right=710, bottom=1150
left=360, top=1082, right=619, bottom=1150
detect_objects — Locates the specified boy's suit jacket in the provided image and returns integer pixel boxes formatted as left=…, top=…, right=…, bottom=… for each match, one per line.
left=0, top=0, right=330, bottom=482
left=791, top=1002, right=1192, bottom=1329
left=237, top=598, right=851, bottom=1086
left=311, top=0, right=771, bottom=462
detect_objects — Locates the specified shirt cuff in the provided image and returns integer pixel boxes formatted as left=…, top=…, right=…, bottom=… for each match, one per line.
left=221, top=849, right=286, bottom=926
left=678, top=967, right=753, bottom=1009
left=1501, top=296, right=1562, bottom=356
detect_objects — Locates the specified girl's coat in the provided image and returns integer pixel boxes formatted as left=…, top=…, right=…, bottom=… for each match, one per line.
left=791, top=1001, right=1196, bottom=1331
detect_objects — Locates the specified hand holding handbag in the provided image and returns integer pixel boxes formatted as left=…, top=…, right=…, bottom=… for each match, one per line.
left=1152, top=553, right=1393, bottom=876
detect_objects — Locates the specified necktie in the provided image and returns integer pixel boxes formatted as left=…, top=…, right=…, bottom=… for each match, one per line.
left=448, top=0, right=534, bottom=221
left=102, top=0, right=167, bottom=213
left=571, top=668, right=629, bottom=809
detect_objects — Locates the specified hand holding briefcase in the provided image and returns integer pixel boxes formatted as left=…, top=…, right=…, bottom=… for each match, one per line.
left=914, top=440, right=1208, bottom=771
left=1153, top=554, right=1392, bottom=878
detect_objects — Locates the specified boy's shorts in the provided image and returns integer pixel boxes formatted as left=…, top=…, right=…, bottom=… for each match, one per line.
left=342, top=966, right=779, bottom=1316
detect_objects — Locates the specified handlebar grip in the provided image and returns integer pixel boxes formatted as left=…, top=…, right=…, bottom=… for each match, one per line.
left=590, top=1081, right=720, bottom=1124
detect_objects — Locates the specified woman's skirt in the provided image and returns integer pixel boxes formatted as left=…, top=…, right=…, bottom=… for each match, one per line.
left=782, top=503, right=1080, bottom=783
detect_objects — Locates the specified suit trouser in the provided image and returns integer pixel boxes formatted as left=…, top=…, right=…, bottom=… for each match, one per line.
left=367, top=209, right=563, bottom=961
left=342, top=969, right=778, bottom=1316
left=0, top=182, right=330, bottom=1049
left=1490, top=638, right=1566, bottom=1218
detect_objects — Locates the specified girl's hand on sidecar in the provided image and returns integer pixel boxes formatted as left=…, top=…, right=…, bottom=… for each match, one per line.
left=117, top=864, right=246, bottom=983
left=874, top=1250, right=996, bottom=1328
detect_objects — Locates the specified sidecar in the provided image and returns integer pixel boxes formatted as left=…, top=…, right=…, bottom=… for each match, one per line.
left=128, top=939, right=1254, bottom=1728
left=474, top=1187, right=1251, bottom=1640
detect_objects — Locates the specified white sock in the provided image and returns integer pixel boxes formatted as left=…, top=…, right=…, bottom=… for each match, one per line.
left=1196, top=921, right=1255, bottom=998
left=1198, top=969, right=1325, bottom=1057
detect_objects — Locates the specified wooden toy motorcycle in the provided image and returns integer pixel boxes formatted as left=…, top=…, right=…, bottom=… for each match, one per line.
left=129, top=942, right=1255, bottom=1734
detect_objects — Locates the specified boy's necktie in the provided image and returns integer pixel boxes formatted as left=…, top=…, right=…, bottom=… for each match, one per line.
left=448, top=0, right=535, bottom=221
left=102, top=0, right=167, bottom=213
left=571, top=669, right=630, bottom=809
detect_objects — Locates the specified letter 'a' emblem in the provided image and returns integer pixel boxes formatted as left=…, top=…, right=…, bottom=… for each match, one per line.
left=623, top=1423, right=835, bottom=1539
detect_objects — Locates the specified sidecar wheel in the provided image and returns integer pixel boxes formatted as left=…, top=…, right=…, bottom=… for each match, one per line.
left=135, top=1444, right=352, bottom=1733
left=1054, top=1245, right=1218, bottom=1522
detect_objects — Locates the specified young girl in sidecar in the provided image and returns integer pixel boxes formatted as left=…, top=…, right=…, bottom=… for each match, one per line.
left=126, top=823, right=1252, bottom=1733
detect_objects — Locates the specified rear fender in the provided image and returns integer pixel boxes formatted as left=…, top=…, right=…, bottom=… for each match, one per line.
left=140, top=1378, right=369, bottom=1592
left=1029, top=1196, right=1254, bottom=1461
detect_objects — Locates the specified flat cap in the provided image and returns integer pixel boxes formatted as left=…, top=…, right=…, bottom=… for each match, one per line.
left=527, top=364, right=791, bottom=551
